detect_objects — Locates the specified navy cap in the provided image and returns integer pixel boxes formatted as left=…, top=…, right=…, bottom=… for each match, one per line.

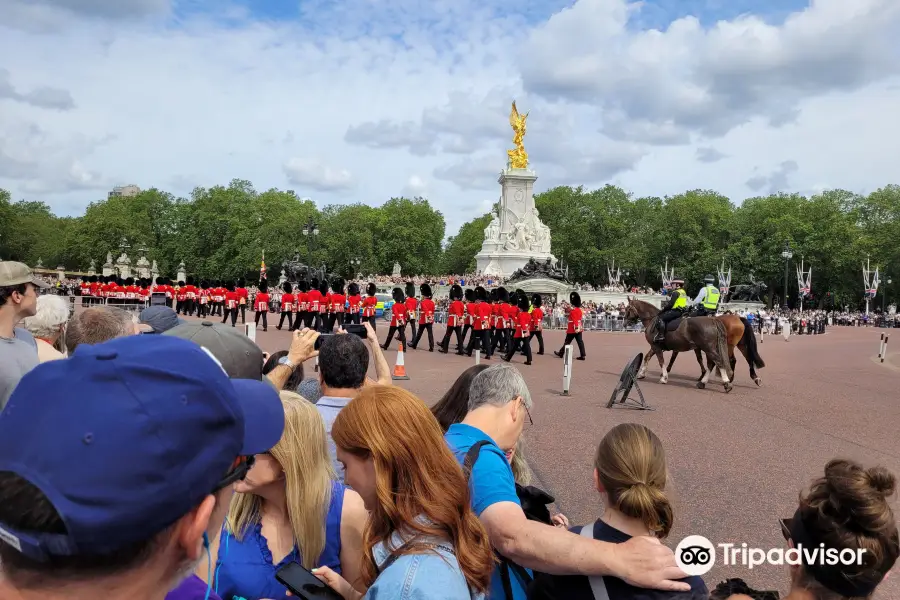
left=0, top=335, right=285, bottom=561
left=139, top=305, right=184, bottom=333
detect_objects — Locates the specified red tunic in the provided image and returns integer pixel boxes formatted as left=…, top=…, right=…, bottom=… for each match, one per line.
left=447, top=300, right=465, bottom=327
left=531, top=307, right=544, bottom=332
left=308, top=289, right=322, bottom=313
left=492, top=303, right=503, bottom=329
left=567, top=307, right=584, bottom=334
left=225, top=291, right=238, bottom=310
left=362, top=295, right=377, bottom=317
left=296, top=291, right=309, bottom=312
left=514, top=311, right=532, bottom=338
left=464, top=302, right=477, bottom=326
left=474, top=302, right=492, bottom=331
left=320, top=292, right=331, bottom=314
left=389, top=302, right=407, bottom=326
left=237, top=287, right=249, bottom=306
left=330, top=293, right=346, bottom=313
left=418, top=298, right=435, bottom=325
left=80, top=281, right=90, bottom=296
left=90, top=281, right=101, bottom=296
left=255, top=292, right=270, bottom=312
left=347, top=294, right=362, bottom=315
left=502, top=303, right=516, bottom=329
left=405, top=297, right=418, bottom=321
left=281, top=293, right=295, bottom=312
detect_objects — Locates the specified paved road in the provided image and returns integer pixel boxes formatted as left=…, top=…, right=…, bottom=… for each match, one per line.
left=185, top=314, right=900, bottom=597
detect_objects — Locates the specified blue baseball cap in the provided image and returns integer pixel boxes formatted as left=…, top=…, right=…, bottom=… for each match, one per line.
left=0, top=335, right=285, bottom=561
left=139, top=305, right=184, bottom=333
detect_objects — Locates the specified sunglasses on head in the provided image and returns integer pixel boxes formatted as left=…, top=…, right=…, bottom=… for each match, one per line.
left=213, top=455, right=255, bottom=492
left=780, top=518, right=793, bottom=541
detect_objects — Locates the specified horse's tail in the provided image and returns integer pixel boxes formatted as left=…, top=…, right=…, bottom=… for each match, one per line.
left=738, top=317, right=765, bottom=368
left=714, top=320, right=734, bottom=380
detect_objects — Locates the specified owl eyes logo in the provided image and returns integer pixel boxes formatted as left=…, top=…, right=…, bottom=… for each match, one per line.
left=675, top=535, right=716, bottom=576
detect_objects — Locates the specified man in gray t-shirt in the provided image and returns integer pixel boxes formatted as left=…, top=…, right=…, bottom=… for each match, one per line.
left=0, top=329, right=39, bottom=410
left=0, top=261, right=49, bottom=410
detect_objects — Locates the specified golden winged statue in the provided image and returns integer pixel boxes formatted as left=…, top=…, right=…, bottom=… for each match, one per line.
left=507, top=100, right=529, bottom=169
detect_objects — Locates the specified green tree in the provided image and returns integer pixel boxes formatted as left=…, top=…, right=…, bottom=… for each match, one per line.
left=443, top=213, right=492, bottom=274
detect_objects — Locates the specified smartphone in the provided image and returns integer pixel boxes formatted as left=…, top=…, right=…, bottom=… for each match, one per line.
left=314, top=333, right=333, bottom=350
left=342, top=323, right=367, bottom=338
left=275, top=562, right=343, bottom=600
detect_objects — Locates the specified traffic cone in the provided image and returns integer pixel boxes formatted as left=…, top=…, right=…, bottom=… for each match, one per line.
left=392, top=343, right=410, bottom=380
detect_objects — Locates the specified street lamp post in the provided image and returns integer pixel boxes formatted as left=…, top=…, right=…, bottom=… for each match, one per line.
left=301, top=219, right=319, bottom=260
left=349, top=258, right=360, bottom=278
left=781, top=241, right=793, bottom=310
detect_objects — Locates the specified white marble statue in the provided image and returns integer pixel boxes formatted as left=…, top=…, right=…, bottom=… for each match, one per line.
left=484, top=213, right=500, bottom=242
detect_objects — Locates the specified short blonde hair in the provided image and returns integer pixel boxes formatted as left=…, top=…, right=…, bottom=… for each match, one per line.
left=21, top=295, right=70, bottom=339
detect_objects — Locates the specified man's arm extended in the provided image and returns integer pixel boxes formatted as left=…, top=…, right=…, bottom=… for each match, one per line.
left=267, top=329, right=319, bottom=390
left=480, top=502, right=690, bottom=592
left=364, top=322, right=391, bottom=386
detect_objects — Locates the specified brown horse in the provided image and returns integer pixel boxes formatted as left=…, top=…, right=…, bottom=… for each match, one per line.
left=665, top=314, right=765, bottom=386
left=623, top=297, right=734, bottom=393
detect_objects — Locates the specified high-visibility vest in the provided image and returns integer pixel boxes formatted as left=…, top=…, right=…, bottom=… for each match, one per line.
left=671, top=288, right=687, bottom=309
left=703, top=285, right=720, bottom=310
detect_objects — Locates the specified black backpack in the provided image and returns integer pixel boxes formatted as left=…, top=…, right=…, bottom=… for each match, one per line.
left=464, top=440, right=555, bottom=599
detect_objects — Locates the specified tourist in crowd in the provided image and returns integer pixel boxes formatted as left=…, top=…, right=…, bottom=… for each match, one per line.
left=262, top=349, right=307, bottom=391
left=212, top=391, right=367, bottom=599
left=774, top=458, right=897, bottom=600
left=312, top=385, right=494, bottom=599
left=445, top=364, right=690, bottom=599
left=20, top=293, right=69, bottom=362
left=138, top=305, right=184, bottom=334
left=65, top=305, right=139, bottom=353
left=0, top=335, right=285, bottom=600
left=165, top=320, right=269, bottom=380
left=0, top=261, right=49, bottom=409
left=530, top=423, right=708, bottom=599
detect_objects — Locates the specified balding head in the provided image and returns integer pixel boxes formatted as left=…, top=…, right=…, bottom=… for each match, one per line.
left=66, top=307, right=137, bottom=354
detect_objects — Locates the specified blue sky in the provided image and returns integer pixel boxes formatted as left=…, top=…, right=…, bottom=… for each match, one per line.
left=1, top=0, right=898, bottom=236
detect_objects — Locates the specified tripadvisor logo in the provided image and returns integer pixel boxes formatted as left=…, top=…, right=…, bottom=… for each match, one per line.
left=675, top=535, right=867, bottom=576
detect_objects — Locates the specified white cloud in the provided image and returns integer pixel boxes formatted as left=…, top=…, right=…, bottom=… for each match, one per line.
left=283, top=158, right=355, bottom=193
left=0, top=0, right=898, bottom=239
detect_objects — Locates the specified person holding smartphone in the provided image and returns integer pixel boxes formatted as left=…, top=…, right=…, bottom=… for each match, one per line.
left=312, top=386, right=493, bottom=599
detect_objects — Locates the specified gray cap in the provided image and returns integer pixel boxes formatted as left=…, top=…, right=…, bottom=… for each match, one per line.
left=0, top=261, right=51, bottom=289
left=163, top=321, right=264, bottom=380
left=139, top=306, right=184, bottom=334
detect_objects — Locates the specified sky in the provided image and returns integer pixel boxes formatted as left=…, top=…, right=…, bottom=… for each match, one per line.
left=1, top=0, right=899, bottom=237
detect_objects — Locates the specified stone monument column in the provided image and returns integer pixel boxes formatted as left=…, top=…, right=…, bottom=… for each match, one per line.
left=176, top=261, right=186, bottom=283
left=102, top=253, right=114, bottom=277
left=56, top=265, right=65, bottom=281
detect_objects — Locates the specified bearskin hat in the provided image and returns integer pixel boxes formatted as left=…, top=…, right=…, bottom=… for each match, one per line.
left=224, top=280, right=234, bottom=292
left=88, top=275, right=96, bottom=283
left=366, top=282, right=377, bottom=297
left=489, top=288, right=498, bottom=302
left=236, top=277, right=246, bottom=288
left=450, top=284, right=463, bottom=301
left=531, top=293, right=543, bottom=308
left=464, top=288, right=475, bottom=302
left=186, top=276, right=195, bottom=286
left=282, top=280, right=293, bottom=293
left=496, top=287, right=509, bottom=303
left=420, top=283, right=432, bottom=298
left=405, top=281, right=416, bottom=299
left=258, top=279, right=268, bottom=292
left=333, top=278, right=345, bottom=294
left=570, top=291, right=582, bottom=308
left=515, top=288, right=525, bottom=301
left=297, top=279, right=309, bottom=293
left=392, top=287, right=405, bottom=303
left=310, top=277, right=320, bottom=291
left=318, top=279, right=329, bottom=295
left=517, top=293, right=530, bottom=312
left=475, top=286, right=487, bottom=302
left=127, top=277, right=136, bottom=286
left=348, top=282, right=360, bottom=296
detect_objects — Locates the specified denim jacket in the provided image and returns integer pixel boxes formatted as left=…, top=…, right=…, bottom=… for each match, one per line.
left=364, top=528, right=485, bottom=600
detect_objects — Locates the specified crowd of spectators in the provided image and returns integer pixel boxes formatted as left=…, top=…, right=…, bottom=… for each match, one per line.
left=1, top=259, right=898, bottom=600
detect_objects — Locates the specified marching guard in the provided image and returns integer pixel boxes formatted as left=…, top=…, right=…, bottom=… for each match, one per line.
left=464, top=286, right=492, bottom=359
left=554, top=291, right=586, bottom=360
left=328, top=278, right=346, bottom=331
left=254, top=279, right=270, bottom=331
left=362, top=283, right=378, bottom=330
left=439, top=284, right=465, bottom=354
left=410, top=283, right=435, bottom=351
left=382, top=287, right=408, bottom=350
left=346, top=282, right=362, bottom=325
left=503, top=291, right=533, bottom=365
left=528, top=293, right=545, bottom=355
left=276, top=281, right=294, bottom=330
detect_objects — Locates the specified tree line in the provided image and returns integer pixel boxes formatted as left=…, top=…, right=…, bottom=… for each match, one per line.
left=1, top=180, right=898, bottom=309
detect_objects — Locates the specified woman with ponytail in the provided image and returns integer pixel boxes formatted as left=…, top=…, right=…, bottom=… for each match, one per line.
left=530, top=423, right=707, bottom=599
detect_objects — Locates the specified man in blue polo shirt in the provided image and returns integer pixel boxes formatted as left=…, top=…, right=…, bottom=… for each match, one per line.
left=0, top=335, right=285, bottom=600
left=445, top=364, right=691, bottom=599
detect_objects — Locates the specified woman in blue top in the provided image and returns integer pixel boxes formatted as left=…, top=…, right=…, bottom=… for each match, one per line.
left=212, top=392, right=367, bottom=600
left=312, top=385, right=493, bottom=599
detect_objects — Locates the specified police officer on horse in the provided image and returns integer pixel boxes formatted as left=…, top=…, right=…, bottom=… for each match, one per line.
left=654, top=277, right=688, bottom=343
left=692, top=274, right=721, bottom=317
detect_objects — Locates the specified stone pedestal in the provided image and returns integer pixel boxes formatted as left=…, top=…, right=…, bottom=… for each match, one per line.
left=278, top=269, right=288, bottom=286
left=392, top=262, right=402, bottom=277
left=720, top=301, right=766, bottom=314
left=56, top=265, right=65, bottom=281
left=475, top=168, right=554, bottom=277
left=176, top=261, right=186, bottom=283
left=136, top=256, right=151, bottom=279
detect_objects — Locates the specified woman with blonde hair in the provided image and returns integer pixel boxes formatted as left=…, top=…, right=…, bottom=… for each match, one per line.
left=313, top=385, right=493, bottom=599
left=211, top=391, right=367, bottom=599
left=530, top=423, right=707, bottom=599
left=20, top=294, right=69, bottom=361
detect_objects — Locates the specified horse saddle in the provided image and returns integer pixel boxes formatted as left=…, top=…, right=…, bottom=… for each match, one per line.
left=664, top=317, right=683, bottom=332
